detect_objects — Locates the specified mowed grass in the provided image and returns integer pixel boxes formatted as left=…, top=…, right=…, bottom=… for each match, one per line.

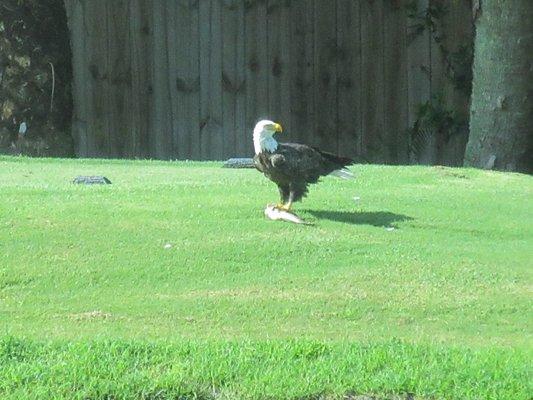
left=0, top=155, right=531, bottom=399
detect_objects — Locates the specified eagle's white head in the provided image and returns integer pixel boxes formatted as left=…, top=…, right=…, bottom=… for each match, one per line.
left=253, top=119, right=283, bottom=154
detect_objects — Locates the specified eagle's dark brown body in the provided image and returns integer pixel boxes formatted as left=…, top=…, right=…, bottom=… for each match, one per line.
left=253, top=143, right=354, bottom=205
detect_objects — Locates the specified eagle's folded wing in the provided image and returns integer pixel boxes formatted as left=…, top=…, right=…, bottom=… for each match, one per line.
left=270, top=154, right=286, bottom=167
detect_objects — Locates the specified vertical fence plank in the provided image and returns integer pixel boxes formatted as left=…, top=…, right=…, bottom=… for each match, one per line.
left=175, top=0, right=201, bottom=160
left=128, top=0, right=150, bottom=158
left=209, top=0, right=224, bottom=160
left=244, top=2, right=257, bottom=148
left=361, top=0, right=385, bottom=162
left=336, top=0, right=361, bottom=159
left=107, top=0, right=132, bottom=158
left=256, top=1, right=268, bottom=122
left=199, top=0, right=210, bottom=159
left=222, top=0, right=239, bottom=158
left=140, top=0, right=154, bottom=158
left=151, top=0, right=172, bottom=158
left=267, top=0, right=291, bottom=133
left=267, top=0, right=282, bottom=126
left=279, top=1, right=291, bottom=137
left=313, top=0, right=337, bottom=153
left=427, top=0, right=445, bottom=164
left=439, top=0, right=473, bottom=166
left=174, top=0, right=189, bottom=160
left=199, top=0, right=223, bottom=159
left=383, top=1, right=409, bottom=164
left=174, top=0, right=198, bottom=160
left=289, top=0, right=314, bottom=145
left=407, top=0, right=431, bottom=164
left=84, top=0, right=109, bottom=156
left=102, top=0, right=112, bottom=157
left=234, top=2, right=248, bottom=156
left=165, top=0, right=180, bottom=159
left=66, top=0, right=90, bottom=156
left=244, top=0, right=269, bottom=149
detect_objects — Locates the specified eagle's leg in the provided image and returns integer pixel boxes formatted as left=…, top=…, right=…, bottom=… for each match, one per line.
left=278, top=191, right=294, bottom=211
left=284, top=191, right=294, bottom=210
left=277, top=185, right=290, bottom=210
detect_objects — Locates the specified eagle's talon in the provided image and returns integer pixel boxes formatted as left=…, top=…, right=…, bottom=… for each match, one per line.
left=275, top=203, right=292, bottom=211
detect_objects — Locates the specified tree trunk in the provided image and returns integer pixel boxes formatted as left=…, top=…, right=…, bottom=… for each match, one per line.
left=464, top=0, right=533, bottom=173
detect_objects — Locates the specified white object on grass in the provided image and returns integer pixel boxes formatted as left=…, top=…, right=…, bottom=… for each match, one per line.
left=329, top=168, right=355, bottom=179
left=264, top=205, right=309, bottom=225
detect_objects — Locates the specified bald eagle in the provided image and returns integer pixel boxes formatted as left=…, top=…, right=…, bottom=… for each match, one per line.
left=253, top=119, right=354, bottom=211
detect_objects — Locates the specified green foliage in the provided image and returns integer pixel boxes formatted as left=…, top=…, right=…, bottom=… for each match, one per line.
left=408, top=95, right=467, bottom=161
left=1, top=157, right=532, bottom=398
left=406, top=1, right=448, bottom=43
left=0, top=0, right=72, bottom=156
left=406, top=1, right=474, bottom=94
left=446, top=43, right=474, bottom=94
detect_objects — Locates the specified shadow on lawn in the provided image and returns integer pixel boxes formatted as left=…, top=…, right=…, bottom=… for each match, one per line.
left=305, top=210, right=413, bottom=227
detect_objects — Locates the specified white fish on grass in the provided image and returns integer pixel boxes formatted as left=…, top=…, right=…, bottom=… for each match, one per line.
left=264, top=205, right=311, bottom=225
left=329, top=168, right=355, bottom=179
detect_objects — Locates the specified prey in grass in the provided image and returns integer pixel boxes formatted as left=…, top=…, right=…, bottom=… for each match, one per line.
left=264, top=204, right=310, bottom=225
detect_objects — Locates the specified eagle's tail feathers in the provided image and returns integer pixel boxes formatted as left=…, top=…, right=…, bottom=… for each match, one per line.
left=329, top=168, right=355, bottom=180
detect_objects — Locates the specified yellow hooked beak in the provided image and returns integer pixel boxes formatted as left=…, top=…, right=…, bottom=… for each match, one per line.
left=273, top=123, right=283, bottom=133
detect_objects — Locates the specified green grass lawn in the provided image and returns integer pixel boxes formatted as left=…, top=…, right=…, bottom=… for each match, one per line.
left=0, top=155, right=531, bottom=399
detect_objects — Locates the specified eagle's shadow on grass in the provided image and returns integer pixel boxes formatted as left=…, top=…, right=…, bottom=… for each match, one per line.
left=304, top=210, right=413, bottom=227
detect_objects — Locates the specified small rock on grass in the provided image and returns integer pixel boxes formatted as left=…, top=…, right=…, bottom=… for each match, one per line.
left=222, top=158, right=255, bottom=168
left=73, top=176, right=112, bottom=184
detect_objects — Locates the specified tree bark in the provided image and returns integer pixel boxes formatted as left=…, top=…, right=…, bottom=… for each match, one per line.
left=464, top=0, right=533, bottom=173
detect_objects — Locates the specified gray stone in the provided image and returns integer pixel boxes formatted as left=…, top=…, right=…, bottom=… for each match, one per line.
left=222, top=158, right=255, bottom=168
left=72, top=176, right=112, bottom=184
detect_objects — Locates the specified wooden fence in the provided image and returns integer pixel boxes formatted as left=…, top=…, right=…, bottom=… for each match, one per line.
left=65, top=0, right=472, bottom=163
